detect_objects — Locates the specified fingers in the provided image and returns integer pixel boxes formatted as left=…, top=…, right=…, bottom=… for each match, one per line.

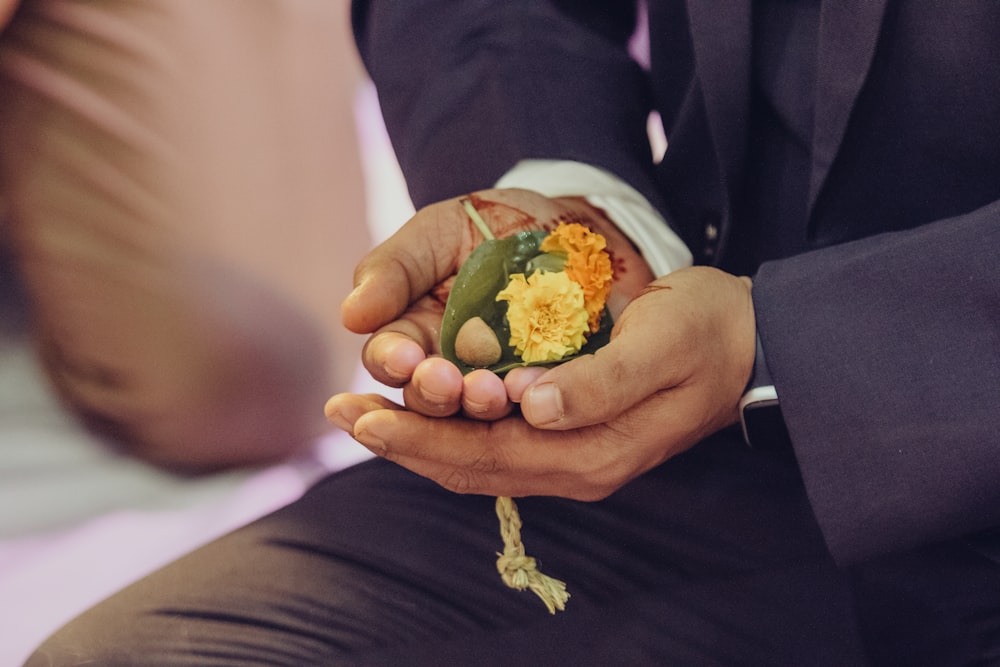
left=343, top=188, right=667, bottom=423
left=461, top=369, right=512, bottom=420
left=341, top=197, right=473, bottom=335
left=326, top=265, right=758, bottom=501
left=346, top=193, right=505, bottom=395
left=325, top=383, right=708, bottom=500
left=503, top=366, right=548, bottom=402
left=519, top=341, right=674, bottom=429
left=338, top=404, right=624, bottom=499
left=517, top=283, right=683, bottom=429
left=342, top=189, right=614, bottom=337
left=374, top=352, right=514, bottom=420
left=324, top=392, right=402, bottom=433
left=360, top=350, right=511, bottom=420
left=401, top=356, right=464, bottom=417
left=519, top=267, right=757, bottom=432
left=362, top=327, right=434, bottom=388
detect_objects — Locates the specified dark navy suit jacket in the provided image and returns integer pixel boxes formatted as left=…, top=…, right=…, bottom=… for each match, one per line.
left=353, top=0, right=1000, bottom=565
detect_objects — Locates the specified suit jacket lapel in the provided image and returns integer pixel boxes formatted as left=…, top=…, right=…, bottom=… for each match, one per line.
left=683, top=0, right=890, bottom=223
left=809, top=0, right=890, bottom=214
left=684, top=0, right=752, bottom=215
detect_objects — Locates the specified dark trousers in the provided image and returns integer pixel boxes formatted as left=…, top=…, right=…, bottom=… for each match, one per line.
left=25, top=431, right=1000, bottom=665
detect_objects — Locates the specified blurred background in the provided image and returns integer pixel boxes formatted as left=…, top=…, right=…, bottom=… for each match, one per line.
left=0, top=2, right=414, bottom=662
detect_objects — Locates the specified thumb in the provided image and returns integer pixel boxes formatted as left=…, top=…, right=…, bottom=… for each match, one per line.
left=519, top=334, right=677, bottom=430
left=341, top=198, right=471, bottom=334
left=520, top=267, right=756, bottom=432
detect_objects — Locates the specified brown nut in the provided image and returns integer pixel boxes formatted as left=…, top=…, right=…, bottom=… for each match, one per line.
left=454, top=316, right=503, bottom=367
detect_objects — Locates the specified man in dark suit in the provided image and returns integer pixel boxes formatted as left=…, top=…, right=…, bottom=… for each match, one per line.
left=28, top=1, right=1000, bottom=664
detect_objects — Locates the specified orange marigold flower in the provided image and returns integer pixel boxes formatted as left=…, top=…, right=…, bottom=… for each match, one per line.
left=540, top=222, right=613, bottom=332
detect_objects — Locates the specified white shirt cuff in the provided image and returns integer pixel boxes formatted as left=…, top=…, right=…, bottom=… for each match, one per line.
left=494, top=159, right=692, bottom=277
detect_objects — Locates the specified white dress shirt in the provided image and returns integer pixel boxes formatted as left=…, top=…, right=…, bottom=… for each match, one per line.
left=495, top=159, right=692, bottom=277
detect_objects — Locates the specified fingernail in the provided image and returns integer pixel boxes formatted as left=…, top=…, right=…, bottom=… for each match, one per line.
left=326, top=409, right=353, bottom=433
left=464, top=398, right=490, bottom=415
left=324, top=396, right=356, bottom=432
left=324, top=395, right=380, bottom=433
left=524, top=382, right=564, bottom=426
left=344, top=280, right=366, bottom=308
left=354, top=422, right=387, bottom=457
left=420, top=389, right=452, bottom=410
left=382, top=335, right=420, bottom=382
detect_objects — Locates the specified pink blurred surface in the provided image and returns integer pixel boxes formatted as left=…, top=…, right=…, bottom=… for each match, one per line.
left=0, top=80, right=411, bottom=664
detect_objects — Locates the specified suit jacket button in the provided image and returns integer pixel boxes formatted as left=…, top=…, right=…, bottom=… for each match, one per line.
left=702, top=212, right=720, bottom=258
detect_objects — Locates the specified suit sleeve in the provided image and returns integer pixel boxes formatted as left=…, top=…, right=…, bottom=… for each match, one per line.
left=351, top=0, right=661, bottom=210
left=752, top=201, right=1000, bottom=563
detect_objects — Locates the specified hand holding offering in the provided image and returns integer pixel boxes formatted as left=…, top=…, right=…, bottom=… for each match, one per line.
left=438, top=200, right=621, bottom=614
left=331, top=189, right=660, bottom=614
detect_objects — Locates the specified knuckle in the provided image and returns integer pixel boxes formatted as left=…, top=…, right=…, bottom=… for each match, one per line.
left=467, top=447, right=507, bottom=474
left=584, top=352, right=637, bottom=418
left=438, top=446, right=507, bottom=495
left=571, top=431, right=643, bottom=500
left=439, top=468, right=477, bottom=494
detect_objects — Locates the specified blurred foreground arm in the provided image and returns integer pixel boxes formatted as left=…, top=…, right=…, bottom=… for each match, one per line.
left=0, top=1, right=369, bottom=471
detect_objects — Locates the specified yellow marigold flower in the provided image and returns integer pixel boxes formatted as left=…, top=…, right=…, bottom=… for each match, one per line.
left=540, top=223, right=613, bottom=332
left=496, top=271, right=589, bottom=364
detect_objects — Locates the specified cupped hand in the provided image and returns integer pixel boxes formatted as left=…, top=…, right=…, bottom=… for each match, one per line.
left=326, top=266, right=756, bottom=500
left=341, top=188, right=655, bottom=420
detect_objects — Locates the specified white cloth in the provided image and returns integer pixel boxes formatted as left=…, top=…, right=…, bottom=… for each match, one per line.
left=0, top=331, right=373, bottom=665
left=495, top=159, right=693, bottom=277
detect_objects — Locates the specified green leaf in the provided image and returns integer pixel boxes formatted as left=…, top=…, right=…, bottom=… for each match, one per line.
left=440, top=230, right=614, bottom=376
